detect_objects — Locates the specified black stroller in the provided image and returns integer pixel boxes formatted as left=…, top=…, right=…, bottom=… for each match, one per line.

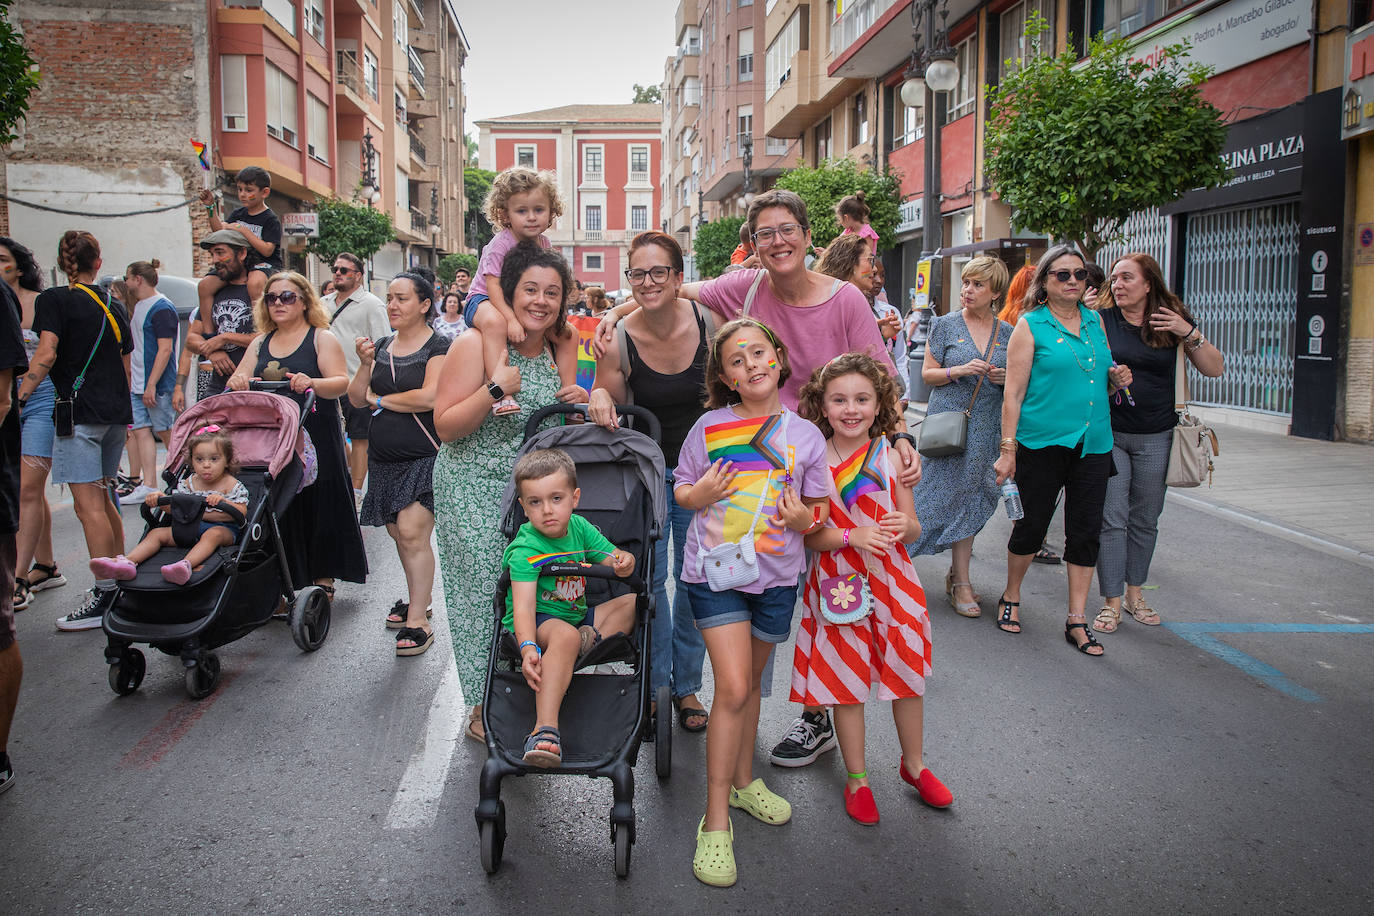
left=475, top=404, right=670, bottom=878
left=102, top=384, right=331, bottom=700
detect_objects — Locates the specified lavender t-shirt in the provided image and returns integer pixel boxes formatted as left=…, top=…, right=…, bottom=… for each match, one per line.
left=675, top=407, right=829, bottom=594
left=697, top=268, right=898, bottom=408
left=474, top=228, right=553, bottom=297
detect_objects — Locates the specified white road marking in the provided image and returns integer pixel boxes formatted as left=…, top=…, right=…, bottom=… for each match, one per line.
left=385, top=617, right=467, bottom=830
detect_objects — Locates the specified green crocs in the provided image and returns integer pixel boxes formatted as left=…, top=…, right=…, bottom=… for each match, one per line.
left=693, top=817, right=736, bottom=887
left=728, top=777, right=792, bottom=825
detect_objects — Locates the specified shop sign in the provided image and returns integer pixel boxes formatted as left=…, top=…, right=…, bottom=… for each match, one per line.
left=1163, top=100, right=1304, bottom=214
left=1342, top=21, right=1374, bottom=141
left=1127, top=0, right=1311, bottom=79
left=896, top=198, right=923, bottom=235
left=282, top=212, right=319, bottom=237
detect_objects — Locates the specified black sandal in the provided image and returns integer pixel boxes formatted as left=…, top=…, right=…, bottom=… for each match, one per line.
left=1065, top=619, right=1104, bottom=656
left=26, top=561, right=66, bottom=591
left=395, top=626, right=434, bottom=657
left=674, top=696, right=710, bottom=733
left=996, top=595, right=1022, bottom=634
left=385, top=599, right=433, bottom=629
left=522, top=726, right=562, bottom=767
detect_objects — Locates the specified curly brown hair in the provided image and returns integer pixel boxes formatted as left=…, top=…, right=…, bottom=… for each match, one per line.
left=703, top=317, right=792, bottom=409
left=483, top=167, right=564, bottom=227
left=797, top=352, right=902, bottom=441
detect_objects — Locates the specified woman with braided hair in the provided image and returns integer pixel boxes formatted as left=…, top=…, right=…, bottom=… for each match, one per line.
left=16, top=230, right=134, bottom=632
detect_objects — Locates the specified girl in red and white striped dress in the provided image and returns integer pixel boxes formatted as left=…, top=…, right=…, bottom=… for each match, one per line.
left=792, top=353, right=953, bottom=825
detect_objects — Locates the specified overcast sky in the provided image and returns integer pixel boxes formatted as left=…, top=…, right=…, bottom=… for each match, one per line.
left=457, top=0, right=681, bottom=128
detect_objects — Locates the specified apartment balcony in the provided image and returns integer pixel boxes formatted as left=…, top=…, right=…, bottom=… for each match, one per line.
left=765, top=46, right=853, bottom=137
left=410, top=29, right=437, bottom=54
left=409, top=97, right=438, bottom=119
left=407, top=46, right=426, bottom=98
left=406, top=0, right=425, bottom=29
left=335, top=50, right=369, bottom=115
left=580, top=169, right=606, bottom=190
left=828, top=0, right=977, bottom=79
left=674, top=0, right=699, bottom=39
left=410, top=207, right=429, bottom=235
left=409, top=131, right=427, bottom=167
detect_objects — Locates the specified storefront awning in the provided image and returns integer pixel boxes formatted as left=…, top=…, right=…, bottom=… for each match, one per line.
left=936, top=237, right=1043, bottom=258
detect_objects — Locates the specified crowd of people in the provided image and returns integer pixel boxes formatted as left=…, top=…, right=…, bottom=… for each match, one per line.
left=0, top=166, right=1224, bottom=886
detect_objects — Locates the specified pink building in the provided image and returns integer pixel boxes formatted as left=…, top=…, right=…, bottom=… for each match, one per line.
left=476, top=105, right=663, bottom=292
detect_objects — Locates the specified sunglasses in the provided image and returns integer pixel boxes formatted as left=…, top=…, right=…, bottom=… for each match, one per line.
left=331, top=265, right=357, bottom=274
left=1048, top=269, right=1090, bottom=283
left=263, top=290, right=300, bottom=307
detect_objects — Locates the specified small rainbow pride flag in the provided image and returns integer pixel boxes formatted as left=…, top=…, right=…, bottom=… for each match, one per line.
left=191, top=139, right=210, bottom=171
left=566, top=314, right=599, bottom=392
left=704, top=414, right=789, bottom=471
left=833, top=439, right=887, bottom=511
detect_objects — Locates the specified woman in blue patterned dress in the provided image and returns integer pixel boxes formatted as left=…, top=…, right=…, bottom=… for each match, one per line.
left=910, top=257, right=1012, bottom=618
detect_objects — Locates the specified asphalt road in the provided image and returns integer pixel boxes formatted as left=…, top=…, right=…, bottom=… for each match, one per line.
left=2, top=487, right=1372, bottom=914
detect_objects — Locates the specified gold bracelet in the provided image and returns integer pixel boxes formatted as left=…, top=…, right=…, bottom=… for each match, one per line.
left=1000, top=437, right=1017, bottom=447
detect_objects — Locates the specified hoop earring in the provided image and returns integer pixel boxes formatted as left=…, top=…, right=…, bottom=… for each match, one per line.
left=1035, top=288, right=1048, bottom=305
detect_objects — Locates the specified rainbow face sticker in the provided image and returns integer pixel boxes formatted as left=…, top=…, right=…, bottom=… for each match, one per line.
left=736, top=338, right=749, bottom=348
left=767, top=359, right=777, bottom=368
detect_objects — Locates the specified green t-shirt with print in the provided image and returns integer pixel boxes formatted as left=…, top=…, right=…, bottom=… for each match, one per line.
left=502, top=514, right=618, bottom=628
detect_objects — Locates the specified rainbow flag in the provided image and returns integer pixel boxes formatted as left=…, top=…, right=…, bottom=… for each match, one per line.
left=191, top=139, right=210, bottom=170
left=833, top=439, right=887, bottom=511
left=567, top=314, right=599, bottom=392
left=704, top=414, right=790, bottom=471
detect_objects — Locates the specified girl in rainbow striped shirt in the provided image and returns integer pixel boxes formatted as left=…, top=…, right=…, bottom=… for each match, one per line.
left=673, top=317, right=830, bottom=887
left=791, top=352, right=953, bottom=826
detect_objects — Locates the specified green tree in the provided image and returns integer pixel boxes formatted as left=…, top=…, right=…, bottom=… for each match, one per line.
left=984, top=16, right=1228, bottom=258
left=0, top=1, right=41, bottom=144
left=306, top=195, right=395, bottom=265
left=464, top=131, right=478, bottom=168
left=437, top=252, right=477, bottom=285
left=773, top=158, right=903, bottom=252
left=464, top=167, right=496, bottom=252
left=695, top=216, right=745, bottom=279
left=632, top=83, right=662, bottom=105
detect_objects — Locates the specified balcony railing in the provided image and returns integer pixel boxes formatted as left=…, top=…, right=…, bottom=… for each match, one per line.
left=336, top=50, right=361, bottom=96
left=409, top=132, right=426, bottom=164
left=830, top=0, right=903, bottom=58
left=584, top=229, right=603, bottom=241
left=407, top=46, right=425, bottom=85
left=629, top=170, right=650, bottom=185
left=410, top=207, right=429, bottom=234
left=407, top=0, right=425, bottom=28
left=583, top=169, right=603, bottom=184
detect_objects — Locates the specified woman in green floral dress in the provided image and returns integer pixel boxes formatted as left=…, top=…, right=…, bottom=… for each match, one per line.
left=432, top=245, right=585, bottom=738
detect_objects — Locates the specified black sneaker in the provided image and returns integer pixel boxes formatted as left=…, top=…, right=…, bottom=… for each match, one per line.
left=0, top=752, right=14, bottom=795
left=769, top=709, right=838, bottom=767
left=55, top=587, right=114, bottom=632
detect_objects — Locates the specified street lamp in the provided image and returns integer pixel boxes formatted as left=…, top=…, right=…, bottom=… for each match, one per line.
left=429, top=185, right=441, bottom=266
left=900, top=0, right=960, bottom=305
left=361, top=128, right=382, bottom=206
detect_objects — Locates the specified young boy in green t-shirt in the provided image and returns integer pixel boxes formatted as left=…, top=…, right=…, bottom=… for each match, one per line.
left=502, top=448, right=636, bottom=767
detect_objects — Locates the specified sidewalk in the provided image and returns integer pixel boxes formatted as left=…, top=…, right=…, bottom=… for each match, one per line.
left=906, top=403, right=1374, bottom=568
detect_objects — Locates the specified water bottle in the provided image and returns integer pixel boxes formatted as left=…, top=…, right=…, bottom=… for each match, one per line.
left=1001, top=481, right=1024, bottom=520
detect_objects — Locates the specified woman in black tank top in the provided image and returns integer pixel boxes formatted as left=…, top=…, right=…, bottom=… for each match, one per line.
left=589, top=232, right=716, bottom=733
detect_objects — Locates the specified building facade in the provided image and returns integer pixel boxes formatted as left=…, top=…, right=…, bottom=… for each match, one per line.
left=476, top=105, right=662, bottom=293
left=757, top=0, right=1370, bottom=441
left=1, top=0, right=468, bottom=289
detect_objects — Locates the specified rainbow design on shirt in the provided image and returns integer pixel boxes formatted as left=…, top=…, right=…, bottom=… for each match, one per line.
left=833, top=439, right=887, bottom=511
left=567, top=314, right=599, bottom=391
left=525, top=547, right=614, bottom=568
left=704, top=414, right=790, bottom=471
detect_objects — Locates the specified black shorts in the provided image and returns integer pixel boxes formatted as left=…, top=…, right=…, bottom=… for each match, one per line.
left=1007, top=444, right=1114, bottom=567
left=342, top=399, right=372, bottom=441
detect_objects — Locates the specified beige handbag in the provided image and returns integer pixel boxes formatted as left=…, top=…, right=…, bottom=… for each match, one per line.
left=1166, top=344, right=1219, bottom=488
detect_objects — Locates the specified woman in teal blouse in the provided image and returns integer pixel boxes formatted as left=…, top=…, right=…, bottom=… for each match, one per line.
left=992, top=246, right=1133, bottom=656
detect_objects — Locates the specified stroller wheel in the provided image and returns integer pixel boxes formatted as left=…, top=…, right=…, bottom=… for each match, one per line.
left=108, top=649, right=146, bottom=696
left=290, top=587, right=331, bottom=652
left=185, top=653, right=221, bottom=700
left=478, top=812, right=506, bottom=874
left=654, top=685, right=672, bottom=779
left=612, top=819, right=633, bottom=878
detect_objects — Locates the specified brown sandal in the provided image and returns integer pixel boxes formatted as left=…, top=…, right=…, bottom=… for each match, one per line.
left=1093, top=604, right=1121, bottom=634
left=1127, top=595, right=1161, bottom=626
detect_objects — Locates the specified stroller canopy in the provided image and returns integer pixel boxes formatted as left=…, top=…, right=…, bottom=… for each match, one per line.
left=166, top=391, right=309, bottom=479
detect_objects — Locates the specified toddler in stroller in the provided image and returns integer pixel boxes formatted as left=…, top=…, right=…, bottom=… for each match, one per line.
left=90, top=425, right=248, bottom=585
left=504, top=448, right=637, bottom=767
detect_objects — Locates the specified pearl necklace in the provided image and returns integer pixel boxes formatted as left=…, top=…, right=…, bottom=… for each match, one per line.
left=1050, top=304, right=1097, bottom=376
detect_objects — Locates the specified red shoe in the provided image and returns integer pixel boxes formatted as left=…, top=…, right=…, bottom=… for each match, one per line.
left=843, top=784, right=880, bottom=825
left=900, top=757, right=953, bottom=809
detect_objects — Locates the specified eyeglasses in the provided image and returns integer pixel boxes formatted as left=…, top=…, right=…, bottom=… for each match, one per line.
left=263, top=290, right=300, bottom=307
left=1048, top=269, right=1090, bottom=283
left=331, top=265, right=357, bottom=274
left=624, top=266, right=674, bottom=285
left=751, top=223, right=804, bottom=246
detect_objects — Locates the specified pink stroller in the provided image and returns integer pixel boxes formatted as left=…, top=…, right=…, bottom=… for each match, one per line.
left=103, top=385, right=330, bottom=700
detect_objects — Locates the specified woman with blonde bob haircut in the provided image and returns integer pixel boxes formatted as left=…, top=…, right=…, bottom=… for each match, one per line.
left=228, top=270, right=367, bottom=597
left=910, top=256, right=1014, bottom=618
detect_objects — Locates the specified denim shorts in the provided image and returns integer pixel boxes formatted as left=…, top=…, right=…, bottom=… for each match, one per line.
left=51, top=423, right=125, bottom=485
left=685, top=582, right=799, bottom=644
left=196, top=519, right=242, bottom=544
left=20, top=377, right=56, bottom=459
left=130, top=390, right=175, bottom=432
left=462, top=292, right=489, bottom=327
left=533, top=606, right=593, bottom=629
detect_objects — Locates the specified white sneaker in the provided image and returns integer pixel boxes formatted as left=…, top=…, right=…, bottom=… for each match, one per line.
left=119, top=484, right=155, bottom=505
left=55, top=587, right=114, bottom=631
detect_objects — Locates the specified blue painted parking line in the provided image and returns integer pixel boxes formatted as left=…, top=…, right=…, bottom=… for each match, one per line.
left=1163, top=623, right=1374, bottom=703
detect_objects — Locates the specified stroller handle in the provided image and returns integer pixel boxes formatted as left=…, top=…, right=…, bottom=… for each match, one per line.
left=523, top=403, right=661, bottom=445
left=542, top=561, right=645, bottom=593
left=248, top=380, right=317, bottom=418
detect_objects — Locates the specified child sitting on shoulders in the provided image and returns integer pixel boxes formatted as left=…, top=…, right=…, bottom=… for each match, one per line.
left=792, top=352, right=951, bottom=827
left=503, top=448, right=636, bottom=768
left=90, top=425, right=249, bottom=585
left=470, top=168, right=581, bottom=414
left=196, top=166, right=282, bottom=323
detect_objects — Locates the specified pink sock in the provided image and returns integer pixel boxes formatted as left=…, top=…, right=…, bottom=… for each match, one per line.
left=160, top=559, right=192, bottom=585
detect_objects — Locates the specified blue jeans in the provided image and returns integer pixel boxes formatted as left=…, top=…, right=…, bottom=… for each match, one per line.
left=650, top=468, right=705, bottom=698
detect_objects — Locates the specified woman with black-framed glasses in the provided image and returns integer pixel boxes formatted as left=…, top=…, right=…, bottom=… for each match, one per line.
left=588, top=231, right=718, bottom=733
left=992, top=245, right=1132, bottom=657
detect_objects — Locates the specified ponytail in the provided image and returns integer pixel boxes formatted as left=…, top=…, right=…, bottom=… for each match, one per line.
left=126, top=258, right=161, bottom=287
